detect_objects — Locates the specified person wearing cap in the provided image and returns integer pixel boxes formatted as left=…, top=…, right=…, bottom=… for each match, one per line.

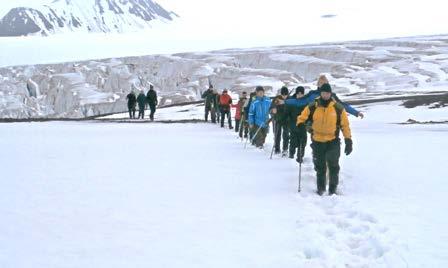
left=248, top=86, right=272, bottom=149
left=219, top=89, right=233, bottom=129
left=285, top=86, right=308, bottom=162
left=232, top=91, right=247, bottom=134
left=270, top=86, right=291, bottom=156
left=297, top=83, right=353, bottom=196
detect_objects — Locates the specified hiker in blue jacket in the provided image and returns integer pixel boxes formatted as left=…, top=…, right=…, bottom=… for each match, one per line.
left=248, top=86, right=272, bottom=149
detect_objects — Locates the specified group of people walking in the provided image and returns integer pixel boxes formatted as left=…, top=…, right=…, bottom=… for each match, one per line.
left=126, top=84, right=158, bottom=120
left=202, top=75, right=364, bottom=196
left=201, top=85, right=235, bottom=128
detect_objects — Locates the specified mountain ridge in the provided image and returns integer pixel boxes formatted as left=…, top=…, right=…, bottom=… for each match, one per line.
left=0, top=0, right=177, bottom=36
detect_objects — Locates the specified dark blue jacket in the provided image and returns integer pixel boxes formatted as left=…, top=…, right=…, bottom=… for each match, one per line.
left=284, top=90, right=359, bottom=116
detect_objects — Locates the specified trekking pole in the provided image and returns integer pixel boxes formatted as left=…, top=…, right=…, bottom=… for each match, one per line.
left=298, top=141, right=303, bottom=193
left=270, top=120, right=278, bottom=159
left=270, top=142, right=276, bottom=159
left=244, top=118, right=271, bottom=149
left=245, top=124, right=263, bottom=149
left=239, top=114, right=245, bottom=141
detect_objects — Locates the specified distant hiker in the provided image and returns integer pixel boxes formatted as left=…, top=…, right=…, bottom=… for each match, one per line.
left=219, top=89, right=233, bottom=129
left=270, top=86, right=290, bottom=156
left=137, top=90, right=147, bottom=119
left=126, top=90, right=137, bottom=119
left=215, top=91, right=222, bottom=124
left=232, top=92, right=247, bottom=134
left=146, top=85, right=158, bottom=121
left=201, top=85, right=216, bottom=122
left=285, top=86, right=307, bottom=163
left=297, top=83, right=353, bottom=196
left=248, top=86, right=272, bottom=149
left=286, top=74, right=363, bottom=118
left=239, top=91, right=253, bottom=139
left=245, top=91, right=257, bottom=141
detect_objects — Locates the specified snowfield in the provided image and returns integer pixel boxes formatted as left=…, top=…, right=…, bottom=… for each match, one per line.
left=1, top=102, right=447, bottom=267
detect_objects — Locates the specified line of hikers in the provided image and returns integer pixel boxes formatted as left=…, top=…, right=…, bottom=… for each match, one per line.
left=126, top=84, right=158, bottom=120
left=202, top=75, right=364, bottom=196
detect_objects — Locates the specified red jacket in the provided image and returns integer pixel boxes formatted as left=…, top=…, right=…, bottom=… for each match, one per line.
left=232, top=98, right=245, bottom=120
left=219, top=93, right=232, bottom=111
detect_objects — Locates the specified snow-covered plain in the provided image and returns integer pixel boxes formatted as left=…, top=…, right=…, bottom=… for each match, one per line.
left=1, top=101, right=447, bottom=267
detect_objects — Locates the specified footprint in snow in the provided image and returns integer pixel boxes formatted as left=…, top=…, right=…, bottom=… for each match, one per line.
left=295, top=195, right=404, bottom=266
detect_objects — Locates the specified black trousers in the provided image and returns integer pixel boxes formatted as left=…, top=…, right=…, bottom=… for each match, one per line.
left=220, top=110, right=232, bottom=128
left=311, top=139, right=341, bottom=192
left=239, top=118, right=249, bottom=138
left=235, top=119, right=240, bottom=132
left=204, top=106, right=216, bottom=123
left=128, top=105, right=136, bottom=119
left=273, top=122, right=289, bottom=153
left=138, top=105, right=145, bottom=119
left=149, top=104, right=156, bottom=120
left=251, top=126, right=268, bottom=148
left=289, top=127, right=307, bottom=160
left=216, top=108, right=221, bottom=124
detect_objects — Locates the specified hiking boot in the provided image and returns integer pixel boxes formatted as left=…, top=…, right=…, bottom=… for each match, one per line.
left=282, top=151, right=288, bottom=157
left=296, top=156, right=303, bottom=163
left=317, top=189, right=325, bottom=196
left=329, top=185, right=338, bottom=195
left=289, top=152, right=295, bottom=159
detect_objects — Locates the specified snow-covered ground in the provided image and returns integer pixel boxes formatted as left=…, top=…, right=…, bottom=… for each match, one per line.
left=1, top=101, right=447, bottom=267
left=100, top=103, right=204, bottom=120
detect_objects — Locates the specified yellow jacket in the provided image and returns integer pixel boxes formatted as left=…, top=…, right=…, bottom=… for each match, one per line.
left=297, top=99, right=352, bottom=142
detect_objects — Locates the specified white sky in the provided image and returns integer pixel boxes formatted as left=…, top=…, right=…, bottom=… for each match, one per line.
left=1, top=0, right=447, bottom=45
left=0, top=0, right=447, bottom=67
left=153, top=0, right=448, bottom=46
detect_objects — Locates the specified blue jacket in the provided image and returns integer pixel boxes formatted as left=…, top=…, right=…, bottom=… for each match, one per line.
left=285, top=90, right=359, bottom=117
left=249, top=96, right=272, bottom=128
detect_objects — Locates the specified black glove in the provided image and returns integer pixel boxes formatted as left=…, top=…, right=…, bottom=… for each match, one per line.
left=344, top=138, right=353, bottom=155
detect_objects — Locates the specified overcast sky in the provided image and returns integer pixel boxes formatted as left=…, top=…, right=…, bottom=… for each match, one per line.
left=0, top=0, right=446, bottom=46
left=153, top=0, right=447, bottom=46
left=0, top=0, right=447, bottom=67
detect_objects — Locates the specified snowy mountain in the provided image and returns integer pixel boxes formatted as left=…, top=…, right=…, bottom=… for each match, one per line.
left=0, top=0, right=177, bottom=36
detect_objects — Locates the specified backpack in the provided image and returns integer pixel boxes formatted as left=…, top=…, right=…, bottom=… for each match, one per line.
left=219, top=94, right=232, bottom=111
left=306, top=98, right=344, bottom=137
left=220, top=94, right=231, bottom=105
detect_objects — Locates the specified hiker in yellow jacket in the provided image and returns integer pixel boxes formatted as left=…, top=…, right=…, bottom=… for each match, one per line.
left=297, top=83, right=353, bottom=196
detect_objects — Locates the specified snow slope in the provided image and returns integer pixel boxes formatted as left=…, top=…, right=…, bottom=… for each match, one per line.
left=1, top=101, right=447, bottom=267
